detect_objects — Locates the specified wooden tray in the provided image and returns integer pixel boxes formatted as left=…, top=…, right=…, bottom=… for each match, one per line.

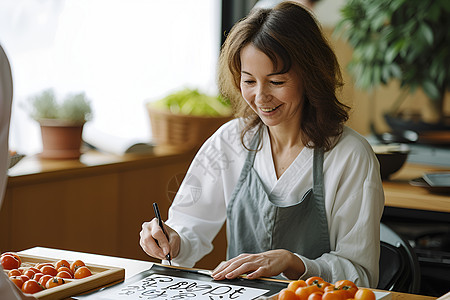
left=5, top=253, right=125, bottom=300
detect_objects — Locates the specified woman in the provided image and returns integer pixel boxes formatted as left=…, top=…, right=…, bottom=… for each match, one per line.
left=140, top=1, right=384, bottom=288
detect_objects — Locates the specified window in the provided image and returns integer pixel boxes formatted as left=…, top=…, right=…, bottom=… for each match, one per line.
left=0, top=0, right=221, bottom=155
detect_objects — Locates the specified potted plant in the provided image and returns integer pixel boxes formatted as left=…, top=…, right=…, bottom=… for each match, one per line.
left=146, top=88, right=232, bottom=150
left=335, top=0, right=450, bottom=140
left=28, top=88, right=93, bottom=159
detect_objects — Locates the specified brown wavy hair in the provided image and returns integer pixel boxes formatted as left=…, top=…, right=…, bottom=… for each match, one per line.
left=218, top=1, right=349, bottom=151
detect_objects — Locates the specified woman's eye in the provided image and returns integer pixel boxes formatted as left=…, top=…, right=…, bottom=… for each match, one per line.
left=271, top=81, right=284, bottom=85
left=243, top=80, right=255, bottom=85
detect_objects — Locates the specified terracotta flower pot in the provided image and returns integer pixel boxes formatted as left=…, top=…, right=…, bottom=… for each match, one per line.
left=39, top=119, right=85, bottom=159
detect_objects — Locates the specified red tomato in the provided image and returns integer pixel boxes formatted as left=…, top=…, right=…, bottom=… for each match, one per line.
left=40, top=265, right=58, bottom=276
left=354, top=289, right=376, bottom=300
left=46, top=277, right=65, bottom=289
left=38, top=274, right=52, bottom=287
left=308, top=291, right=324, bottom=300
left=0, top=254, right=21, bottom=270
left=57, top=270, right=73, bottom=279
left=22, top=279, right=44, bottom=294
left=1, top=252, right=22, bottom=266
left=74, top=266, right=92, bottom=279
left=296, top=285, right=322, bottom=300
left=70, top=260, right=85, bottom=273
left=287, top=279, right=307, bottom=292
left=8, top=269, right=21, bottom=277
left=20, top=274, right=30, bottom=282
left=278, top=289, right=299, bottom=300
left=55, top=259, right=70, bottom=270
left=306, top=276, right=326, bottom=286
left=9, top=276, right=25, bottom=289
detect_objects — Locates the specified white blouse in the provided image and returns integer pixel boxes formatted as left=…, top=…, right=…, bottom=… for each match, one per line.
left=166, top=118, right=384, bottom=288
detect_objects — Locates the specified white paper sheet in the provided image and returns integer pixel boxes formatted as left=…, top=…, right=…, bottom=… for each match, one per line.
left=99, top=274, right=270, bottom=299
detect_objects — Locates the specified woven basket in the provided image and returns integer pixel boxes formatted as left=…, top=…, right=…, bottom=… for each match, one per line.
left=147, top=106, right=232, bottom=150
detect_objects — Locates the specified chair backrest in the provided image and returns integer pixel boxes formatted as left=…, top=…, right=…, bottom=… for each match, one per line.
left=378, top=222, right=421, bottom=293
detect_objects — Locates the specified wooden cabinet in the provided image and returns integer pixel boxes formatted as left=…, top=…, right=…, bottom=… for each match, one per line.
left=1, top=149, right=227, bottom=270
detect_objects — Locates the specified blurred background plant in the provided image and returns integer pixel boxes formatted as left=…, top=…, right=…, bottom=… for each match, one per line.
left=335, top=0, right=450, bottom=125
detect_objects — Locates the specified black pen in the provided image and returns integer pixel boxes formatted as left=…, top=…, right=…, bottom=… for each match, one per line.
left=153, top=202, right=172, bottom=265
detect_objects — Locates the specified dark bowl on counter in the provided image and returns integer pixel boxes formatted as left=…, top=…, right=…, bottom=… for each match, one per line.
left=372, top=144, right=410, bottom=180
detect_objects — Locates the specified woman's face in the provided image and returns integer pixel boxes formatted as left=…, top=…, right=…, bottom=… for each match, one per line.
left=240, top=43, right=304, bottom=129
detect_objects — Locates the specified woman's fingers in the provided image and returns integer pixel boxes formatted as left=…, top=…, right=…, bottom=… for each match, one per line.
left=139, top=218, right=168, bottom=260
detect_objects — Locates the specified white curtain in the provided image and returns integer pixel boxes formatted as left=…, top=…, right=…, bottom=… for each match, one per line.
left=0, top=0, right=221, bottom=155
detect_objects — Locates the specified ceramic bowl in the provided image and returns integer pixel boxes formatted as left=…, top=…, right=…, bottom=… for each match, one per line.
left=372, top=144, right=410, bottom=180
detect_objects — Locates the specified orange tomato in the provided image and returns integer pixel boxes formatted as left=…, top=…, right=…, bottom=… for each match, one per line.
left=58, top=266, right=74, bottom=276
left=22, top=279, right=44, bottom=294
left=308, top=291, right=324, bottom=300
left=278, top=288, right=299, bottom=300
left=74, top=266, right=92, bottom=279
left=324, top=285, right=336, bottom=293
left=8, top=269, right=21, bottom=277
left=323, top=290, right=347, bottom=300
left=287, top=279, right=307, bottom=292
left=57, top=270, right=73, bottom=279
left=46, top=277, right=65, bottom=289
left=1, top=252, right=21, bottom=266
left=354, top=289, right=376, bottom=300
left=317, top=281, right=332, bottom=292
left=334, top=279, right=357, bottom=298
left=23, top=268, right=36, bottom=279
left=306, top=276, right=326, bottom=286
left=295, top=285, right=322, bottom=300
left=9, top=276, right=25, bottom=289
left=55, top=259, right=70, bottom=270
left=40, top=265, right=58, bottom=276
left=35, top=262, right=53, bottom=269
left=33, top=272, right=44, bottom=282
left=38, top=274, right=52, bottom=287
left=0, top=254, right=20, bottom=270
left=70, top=259, right=85, bottom=273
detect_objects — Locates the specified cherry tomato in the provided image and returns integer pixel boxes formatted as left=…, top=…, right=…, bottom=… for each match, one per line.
left=70, top=260, right=85, bottom=273
left=35, top=262, right=53, bottom=269
left=296, top=285, right=322, bottom=300
left=57, top=270, right=73, bottom=279
left=9, top=276, right=25, bottom=289
left=40, top=265, right=58, bottom=276
left=334, top=279, right=357, bottom=298
left=38, top=274, right=53, bottom=287
left=22, top=279, right=44, bottom=294
left=33, top=272, right=45, bottom=282
left=287, top=279, right=307, bottom=292
left=55, top=259, right=70, bottom=270
left=8, top=269, right=21, bottom=277
left=1, top=254, right=21, bottom=270
left=354, top=289, right=376, bottom=300
left=278, top=288, right=299, bottom=300
left=323, top=290, right=347, bottom=300
left=74, top=266, right=92, bottom=279
left=308, top=291, right=324, bottom=300
left=306, top=276, right=326, bottom=286
left=1, top=252, right=22, bottom=266
left=46, top=277, right=65, bottom=289
left=57, top=266, right=74, bottom=276
left=23, top=269, right=36, bottom=279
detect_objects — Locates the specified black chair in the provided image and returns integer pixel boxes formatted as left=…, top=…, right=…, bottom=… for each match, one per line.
left=377, top=222, right=421, bottom=293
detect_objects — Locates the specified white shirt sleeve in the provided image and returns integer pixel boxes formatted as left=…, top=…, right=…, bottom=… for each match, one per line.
left=298, top=128, right=384, bottom=288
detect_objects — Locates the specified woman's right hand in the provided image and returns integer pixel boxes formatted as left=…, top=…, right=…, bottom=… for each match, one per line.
left=139, top=218, right=181, bottom=261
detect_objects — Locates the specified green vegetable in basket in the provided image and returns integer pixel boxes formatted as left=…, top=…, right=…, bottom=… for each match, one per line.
left=151, top=88, right=231, bottom=117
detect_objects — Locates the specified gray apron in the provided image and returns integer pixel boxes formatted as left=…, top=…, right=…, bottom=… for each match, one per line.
left=226, top=131, right=331, bottom=260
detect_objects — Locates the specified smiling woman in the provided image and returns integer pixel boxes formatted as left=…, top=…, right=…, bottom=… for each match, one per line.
left=0, top=0, right=221, bottom=156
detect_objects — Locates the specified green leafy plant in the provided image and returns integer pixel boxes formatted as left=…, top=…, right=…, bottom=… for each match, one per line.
left=149, top=88, right=231, bottom=117
left=335, top=0, right=450, bottom=123
left=28, top=88, right=93, bottom=123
